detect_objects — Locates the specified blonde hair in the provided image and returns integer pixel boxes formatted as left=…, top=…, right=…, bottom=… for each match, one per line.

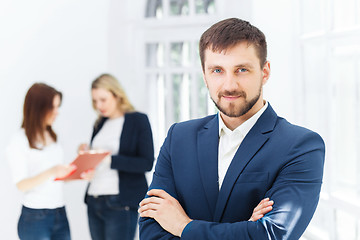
left=91, top=74, right=135, bottom=115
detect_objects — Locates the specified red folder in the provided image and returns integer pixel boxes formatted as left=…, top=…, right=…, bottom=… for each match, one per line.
left=55, top=151, right=110, bottom=181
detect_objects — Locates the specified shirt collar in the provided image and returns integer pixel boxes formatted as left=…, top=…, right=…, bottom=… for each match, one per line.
left=218, top=101, right=268, bottom=137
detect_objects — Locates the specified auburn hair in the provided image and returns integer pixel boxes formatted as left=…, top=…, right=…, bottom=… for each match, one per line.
left=21, top=83, right=62, bottom=149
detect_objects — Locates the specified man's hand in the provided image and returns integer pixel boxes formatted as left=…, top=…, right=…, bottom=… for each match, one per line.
left=138, top=189, right=192, bottom=237
left=249, top=198, right=274, bottom=221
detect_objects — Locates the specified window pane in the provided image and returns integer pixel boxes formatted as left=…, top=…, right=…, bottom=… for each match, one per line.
left=358, top=2, right=360, bottom=25
left=145, top=0, right=163, bottom=18
left=206, top=0, right=215, bottom=14
left=300, top=0, right=325, bottom=34
left=194, top=40, right=201, bottom=68
left=156, top=74, right=166, bottom=139
left=172, top=74, right=190, bottom=122
left=335, top=209, right=357, bottom=239
left=332, top=55, right=358, bottom=187
left=333, top=0, right=357, bottom=29
left=172, top=74, right=181, bottom=123
left=196, top=73, right=208, bottom=118
left=169, top=0, right=189, bottom=16
left=146, top=43, right=164, bottom=67
left=195, top=0, right=215, bottom=14
left=170, top=42, right=191, bottom=66
left=302, top=42, right=328, bottom=133
left=306, top=201, right=332, bottom=239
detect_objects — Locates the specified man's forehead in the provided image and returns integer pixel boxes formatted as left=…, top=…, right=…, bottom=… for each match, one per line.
left=206, top=41, right=254, bottom=54
left=203, top=44, right=260, bottom=67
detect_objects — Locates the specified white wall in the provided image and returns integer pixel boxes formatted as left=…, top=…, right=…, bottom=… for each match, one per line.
left=107, top=0, right=148, bottom=111
left=0, top=1, right=110, bottom=239
left=251, top=0, right=298, bottom=123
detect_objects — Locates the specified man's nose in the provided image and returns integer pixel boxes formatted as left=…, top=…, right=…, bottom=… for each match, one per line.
left=222, top=73, right=239, bottom=91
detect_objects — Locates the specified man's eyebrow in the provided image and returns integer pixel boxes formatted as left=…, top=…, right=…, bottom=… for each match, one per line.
left=235, top=63, right=255, bottom=69
left=206, top=63, right=256, bottom=70
left=207, top=65, right=222, bottom=70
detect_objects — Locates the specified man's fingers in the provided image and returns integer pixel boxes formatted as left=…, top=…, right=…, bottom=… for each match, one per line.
left=262, top=199, right=273, bottom=208
left=259, top=205, right=273, bottom=215
left=253, top=205, right=273, bottom=217
left=147, top=189, right=171, bottom=199
left=139, top=196, right=163, bottom=207
left=253, top=198, right=268, bottom=212
left=249, top=199, right=274, bottom=221
left=254, top=199, right=274, bottom=212
left=253, top=198, right=270, bottom=212
left=139, top=209, right=157, bottom=218
left=255, top=201, right=274, bottom=214
left=138, top=202, right=160, bottom=213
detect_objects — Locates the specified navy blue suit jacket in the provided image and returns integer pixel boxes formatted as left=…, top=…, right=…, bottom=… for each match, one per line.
left=85, top=112, right=154, bottom=208
left=139, top=104, right=325, bottom=239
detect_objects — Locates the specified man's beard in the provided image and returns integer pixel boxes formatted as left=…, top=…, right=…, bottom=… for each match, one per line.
left=212, top=87, right=262, bottom=118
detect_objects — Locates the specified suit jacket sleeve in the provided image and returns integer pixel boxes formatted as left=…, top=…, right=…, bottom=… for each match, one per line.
left=139, top=124, right=325, bottom=239
left=139, top=124, right=180, bottom=240
left=110, top=113, right=154, bottom=173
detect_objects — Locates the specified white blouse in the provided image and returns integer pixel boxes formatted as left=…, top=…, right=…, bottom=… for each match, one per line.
left=6, top=129, right=65, bottom=209
left=88, top=116, right=124, bottom=196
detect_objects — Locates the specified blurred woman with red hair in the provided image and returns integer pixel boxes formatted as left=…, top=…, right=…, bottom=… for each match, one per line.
left=7, top=83, right=75, bottom=240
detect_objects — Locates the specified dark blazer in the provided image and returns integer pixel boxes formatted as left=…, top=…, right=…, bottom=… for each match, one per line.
left=139, top=104, right=325, bottom=239
left=85, top=112, right=154, bottom=208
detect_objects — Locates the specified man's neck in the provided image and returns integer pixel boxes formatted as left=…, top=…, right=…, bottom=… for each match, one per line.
left=220, top=99, right=265, bottom=131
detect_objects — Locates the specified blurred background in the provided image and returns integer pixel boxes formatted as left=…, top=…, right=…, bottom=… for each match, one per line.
left=0, top=0, right=359, bottom=239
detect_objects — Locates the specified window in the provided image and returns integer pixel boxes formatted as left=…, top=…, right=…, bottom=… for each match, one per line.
left=144, top=0, right=217, bottom=146
left=146, top=0, right=215, bottom=18
left=298, top=0, right=360, bottom=239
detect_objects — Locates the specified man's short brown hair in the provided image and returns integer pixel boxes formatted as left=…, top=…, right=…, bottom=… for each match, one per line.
left=199, top=18, right=267, bottom=71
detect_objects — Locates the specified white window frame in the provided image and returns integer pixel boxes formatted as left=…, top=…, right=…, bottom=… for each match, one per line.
left=296, top=0, right=360, bottom=239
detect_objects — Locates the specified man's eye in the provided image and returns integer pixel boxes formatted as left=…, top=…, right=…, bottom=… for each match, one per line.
left=213, top=69, right=222, bottom=73
left=238, top=68, right=247, bottom=73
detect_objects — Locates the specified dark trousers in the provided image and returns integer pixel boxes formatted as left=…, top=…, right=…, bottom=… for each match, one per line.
left=18, top=206, right=71, bottom=240
left=87, top=195, right=138, bottom=240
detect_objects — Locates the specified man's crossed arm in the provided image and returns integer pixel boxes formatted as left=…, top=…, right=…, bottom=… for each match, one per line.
left=138, top=189, right=274, bottom=237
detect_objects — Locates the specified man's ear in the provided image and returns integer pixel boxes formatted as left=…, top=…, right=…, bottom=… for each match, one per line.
left=262, top=61, right=270, bottom=85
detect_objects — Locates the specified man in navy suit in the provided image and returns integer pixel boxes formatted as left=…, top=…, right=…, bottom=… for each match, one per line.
left=138, top=18, right=325, bottom=239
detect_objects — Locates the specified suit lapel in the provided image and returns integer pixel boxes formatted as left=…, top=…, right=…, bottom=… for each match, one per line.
left=213, top=104, right=277, bottom=222
left=197, top=115, right=219, bottom=218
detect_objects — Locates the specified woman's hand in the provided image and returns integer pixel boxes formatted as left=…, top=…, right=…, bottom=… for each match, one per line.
left=16, top=164, right=77, bottom=192
left=80, top=169, right=95, bottom=181
left=78, top=143, right=89, bottom=153
left=249, top=198, right=274, bottom=221
left=51, top=164, right=77, bottom=179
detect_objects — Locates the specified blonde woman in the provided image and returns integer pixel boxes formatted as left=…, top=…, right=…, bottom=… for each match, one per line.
left=7, top=83, right=75, bottom=240
left=80, top=74, right=154, bottom=240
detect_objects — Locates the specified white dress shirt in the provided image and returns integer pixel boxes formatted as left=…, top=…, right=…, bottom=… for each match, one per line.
left=218, top=101, right=268, bottom=189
